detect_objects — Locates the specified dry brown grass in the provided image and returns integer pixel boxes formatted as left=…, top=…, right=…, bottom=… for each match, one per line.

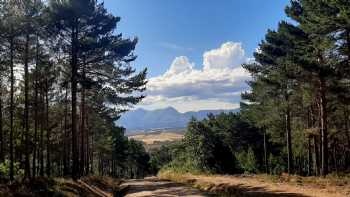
left=159, top=170, right=350, bottom=197
left=128, top=132, right=184, bottom=145
left=82, top=176, right=121, bottom=193
left=55, top=178, right=97, bottom=197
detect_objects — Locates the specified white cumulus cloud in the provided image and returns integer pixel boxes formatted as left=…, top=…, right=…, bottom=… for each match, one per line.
left=165, top=56, right=194, bottom=76
left=203, top=42, right=245, bottom=70
left=139, top=41, right=251, bottom=112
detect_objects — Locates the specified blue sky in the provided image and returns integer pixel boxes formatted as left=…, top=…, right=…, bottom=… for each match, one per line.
left=104, top=0, right=290, bottom=112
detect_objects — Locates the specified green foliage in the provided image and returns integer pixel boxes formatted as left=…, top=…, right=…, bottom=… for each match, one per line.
left=110, top=127, right=150, bottom=179
left=0, top=0, right=350, bottom=182
left=236, top=148, right=258, bottom=174
left=242, top=0, right=350, bottom=176
left=0, top=0, right=148, bottom=180
left=158, top=113, right=264, bottom=175
left=149, top=145, right=173, bottom=173
left=125, top=139, right=150, bottom=178
left=268, top=154, right=286, bottom=175
left=0, top=160, right=24, bottom=178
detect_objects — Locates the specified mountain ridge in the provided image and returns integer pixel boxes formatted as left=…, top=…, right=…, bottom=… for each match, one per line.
left=117, top=107, right=239, bottom=132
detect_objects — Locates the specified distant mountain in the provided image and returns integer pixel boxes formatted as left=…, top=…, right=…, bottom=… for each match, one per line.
left=117, top=107, right=239, bottom=132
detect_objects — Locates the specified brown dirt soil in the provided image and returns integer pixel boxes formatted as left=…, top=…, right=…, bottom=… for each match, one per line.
left=159, top=171, right=350, bottom=197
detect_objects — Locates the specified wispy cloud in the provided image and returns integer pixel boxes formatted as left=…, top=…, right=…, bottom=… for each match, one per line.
left=159, top=42, right=194, bottom=52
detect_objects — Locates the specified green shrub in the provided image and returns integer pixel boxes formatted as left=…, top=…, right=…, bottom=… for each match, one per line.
left=149, top=145, right=173, bottom=173
left=236, top=147, right=258, bottom=173
left=0, top=160, right=24, bottom=178
left=268, top=153, right=285, bottom=175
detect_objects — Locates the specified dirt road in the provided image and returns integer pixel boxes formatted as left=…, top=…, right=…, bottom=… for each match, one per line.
left=121, top=174, right=350, bottom=197
left=121, top=177, right=213, bottom=197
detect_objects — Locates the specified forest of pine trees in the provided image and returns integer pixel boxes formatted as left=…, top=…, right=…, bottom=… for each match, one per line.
left=242, top=0, right=350, bottom=176
left=155, top=0, right=350, bottom=178
left=1, top=0, right=350, bottom=187
left=0, top=0, right=148, bottom=182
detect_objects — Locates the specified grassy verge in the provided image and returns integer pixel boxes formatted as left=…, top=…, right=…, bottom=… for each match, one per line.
left=159, top=170, right=350, bottom=197
left=258, top=173, right=350, bottom=188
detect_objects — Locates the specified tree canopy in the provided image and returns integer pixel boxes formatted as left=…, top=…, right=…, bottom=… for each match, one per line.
left=0, top=0, right=147, bottom=181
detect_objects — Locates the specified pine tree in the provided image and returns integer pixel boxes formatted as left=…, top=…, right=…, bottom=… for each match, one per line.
left=286, top=0, right=340, bottom=176
left=48, top=0, right=146, bottom=179
left=243, top=22, right=306, bottom=174
left=0, top=0, right=23, bottom=181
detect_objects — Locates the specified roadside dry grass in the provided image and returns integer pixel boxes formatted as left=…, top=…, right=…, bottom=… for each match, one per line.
left=0, top=176, right=121, bottom=197
left=55, top=178, right=98, bottom=197
left=159, top=170, right=350, bottom=197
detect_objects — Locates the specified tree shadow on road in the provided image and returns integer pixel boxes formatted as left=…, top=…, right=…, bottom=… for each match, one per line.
left=123, top=177, right=311, bottom=197
left=124, top=178, right=214, bottom=197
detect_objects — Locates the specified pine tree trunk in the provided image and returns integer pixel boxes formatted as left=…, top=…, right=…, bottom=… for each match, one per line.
left=80, top=101, right=85, bottom=176
left=71, top=21, right=79, bottom=180
left=286, top=105, right=293, bottom=174
left=308, top=136, right=312, bottom=176
left=45, top=82, right=51, bottom=177
left=319, top=78, right=328, bottom=176
left=313, top=135, right=320, bottom=176
left=80, top=64, right=86, bottom=176
left=60, top=119, right=64, bottom=177
left=20, top=116, right=25, bottom=164
left=332, top=140, right=338, bottom=174
left=32, top=84, right=38, bottom=177
left=9, top=35, right=15, bottom=181
left=63, top=86, right=69, bottom=176
left=263, top=129, right=268, bottom=174
left=0, top=78, right=3, bottom=162
left=32, top=35, right=40, bottom=177
left=24, top=33, right=31, bottom=178
left=91, top=130, right=94, bottom=174
left=36, top=146, right=40, bottom=176
left=85, top=108, right=90, bottom=175
left=307, top=108, right=313, bottom=176
left=40, top=90, right=44, bottom=177
left=344, top=107, right=350, bottom=169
